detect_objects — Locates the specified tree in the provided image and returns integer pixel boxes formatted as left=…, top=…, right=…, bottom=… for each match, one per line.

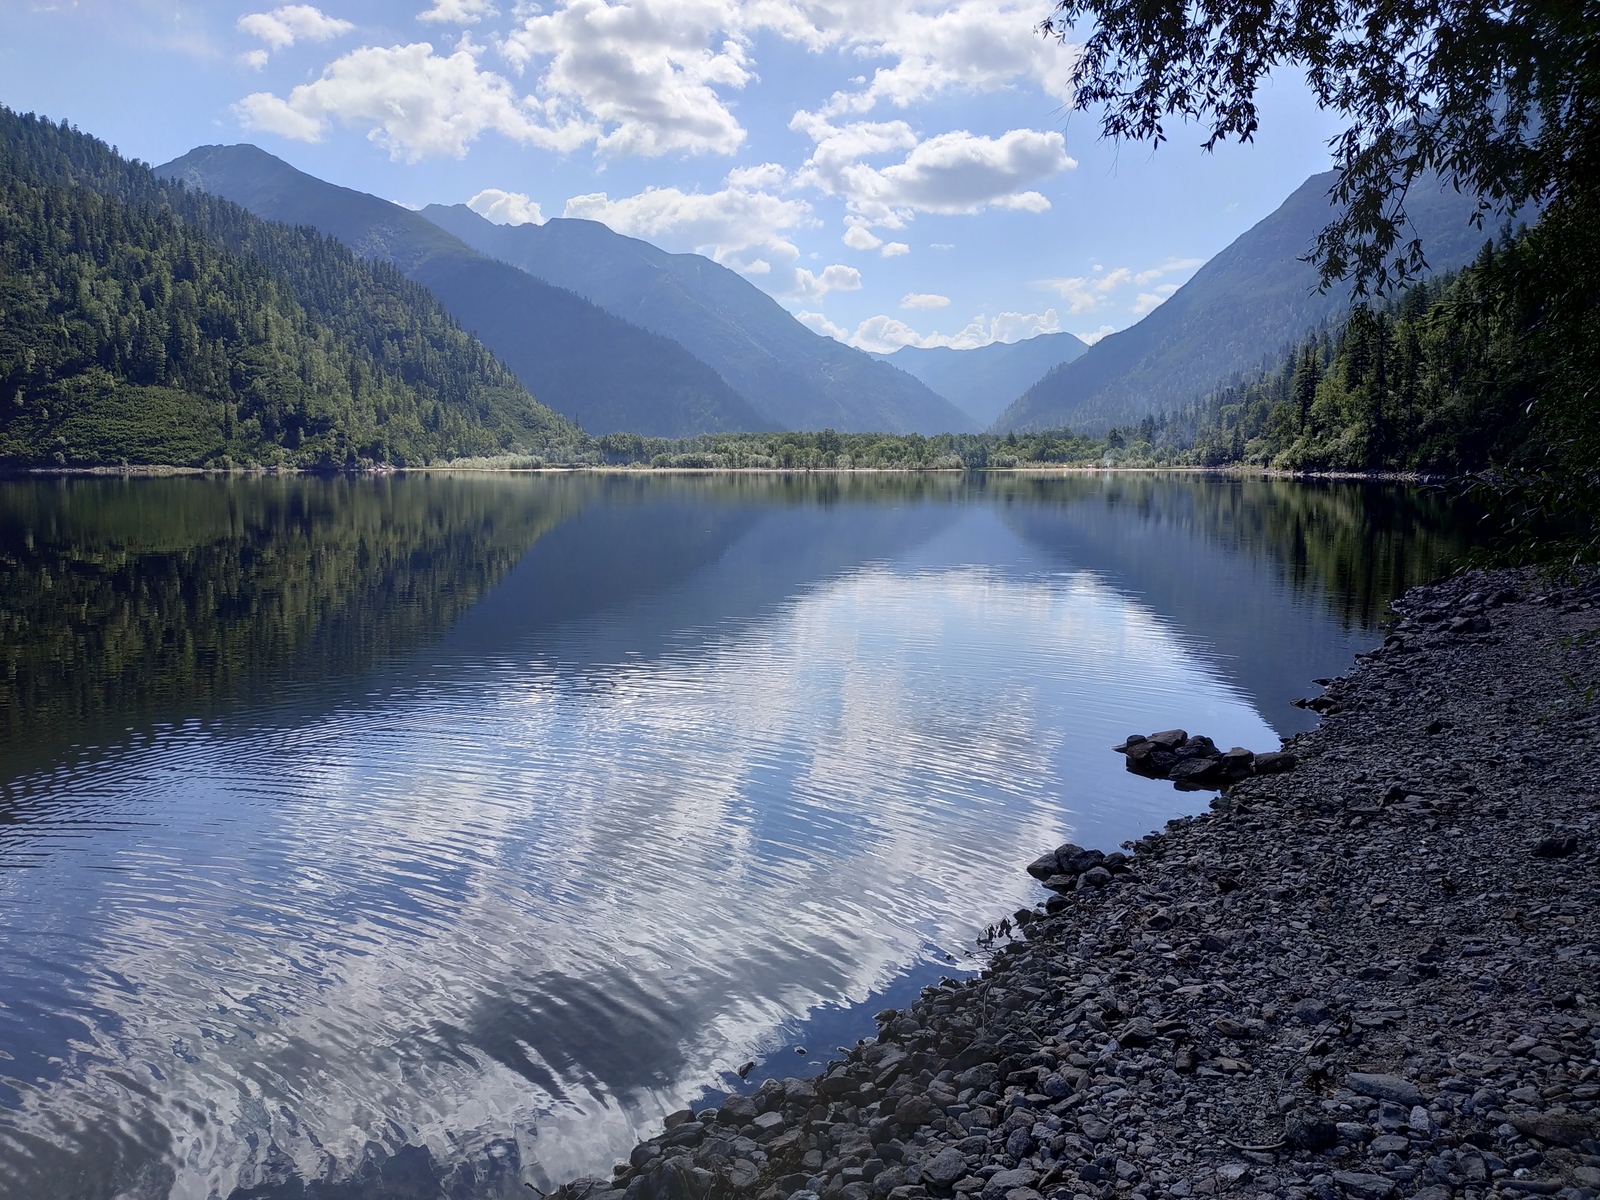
left=1040, top=0, right=1600, bottom=294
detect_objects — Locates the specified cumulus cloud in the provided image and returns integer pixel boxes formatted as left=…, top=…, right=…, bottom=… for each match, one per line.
left=235, top=38, right=597, bottom=159
left=1038, top=255, right=1203, bottom=317
left=881, top=241, right=910, bottom=256
left=796, top=310, right=850, bottom=341
left=900, top=292, right=948, bottom=309
left=842, top=218, right=882, bottom=251
left=468, top=188, right=544, bottom=224
left=1130, top=283, right=1180, bottom=315
left=242, top=48, right=271, bottom=70
left=500, top=0, right=754, bottom=156
left=562, top=174, right=813, bottom=275
left=791, top=263, right=863, bottom=301
left=791, top=112, right=1072, bottom=225
left=238, top=5, right=353, bottom=51
left=1078, top=324, right=1116, bottom=345
left=846, top=308, right=1063, bottom=353
left=418, top=0, right=499, bottom=22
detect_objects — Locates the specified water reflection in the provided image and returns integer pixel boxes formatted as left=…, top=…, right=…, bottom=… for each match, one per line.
left=0, top=472, right=1474, bottom=1199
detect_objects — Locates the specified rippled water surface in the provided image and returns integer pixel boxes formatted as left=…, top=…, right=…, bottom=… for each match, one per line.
left=0, top=472, right=1474, bottom=1199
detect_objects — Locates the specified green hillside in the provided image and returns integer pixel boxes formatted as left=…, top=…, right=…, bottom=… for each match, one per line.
left=0, top=109, right=584, bottom=468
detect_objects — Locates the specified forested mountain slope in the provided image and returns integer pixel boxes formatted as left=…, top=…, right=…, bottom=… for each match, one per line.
left=157, top=145, right=763, bottom=438
left=996, top=170, right=1491, bottom=433
left=870, top=332, right=1089, bottom=427
left=422, top=203, right=975, bottom=435
left=0, top=109, right=580, bottom=467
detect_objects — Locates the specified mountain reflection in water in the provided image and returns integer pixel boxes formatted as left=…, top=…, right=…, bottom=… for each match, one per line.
left=0, top=473, right=1474, bottom=1200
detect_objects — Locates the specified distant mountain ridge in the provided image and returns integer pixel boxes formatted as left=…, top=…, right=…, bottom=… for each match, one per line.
left=996, top=171, right=1492, bottom=433
left=870, top=333, right=1089, bottom=427
left=156, top=145, right=763, bottom=438
left=423, top=203, right=976, bottom=435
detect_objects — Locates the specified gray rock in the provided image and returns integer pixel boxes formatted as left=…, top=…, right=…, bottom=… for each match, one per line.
left=720, top=1095, right=758, bottom=1124
left=1253, top=751, right=1298, bottom=774
left=1148, top=729, right=1188, bottom=748
left=1291, top=998, right=1332, bottom=1025
left=1285, top=1113, right=1339, bottom=1150
left=1082, top=866, right=1112, bottom=888
left=925, top=1148, right=967, bottom=1188
left=1508, top=1112, right=1594, bottom=1146
left=1117, top=1016, right=1157, bottom=1047
left=753, top=1112, right=786, bottom=1135
left=1367, top=1134, right=1410, bottom=1154
left=1331, top=1171, right=1396, bottom=1199
left=1344, top=1073, right=1425, bottom=1107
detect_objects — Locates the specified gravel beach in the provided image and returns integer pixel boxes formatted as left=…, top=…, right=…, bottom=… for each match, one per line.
left=582, top=568, right=1600, bottom=1200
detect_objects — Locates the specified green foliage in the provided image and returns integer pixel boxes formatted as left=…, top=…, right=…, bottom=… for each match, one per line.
left=0, top=108, right=585, bottom=468
left=593, top=427, right=1104, bottom=470
left=1042, top=0, right=1600, bottom=296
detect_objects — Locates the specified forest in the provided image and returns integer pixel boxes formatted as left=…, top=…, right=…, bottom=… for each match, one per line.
left=0, top=108, right=583, bottom=468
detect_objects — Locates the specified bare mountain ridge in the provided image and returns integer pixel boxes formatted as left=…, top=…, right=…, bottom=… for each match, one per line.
left=422, top=203, right=974, bottom=434
left=868, top=333, right=1090, bottom=428
left=996, top=171, right=1494, bottom=433
left=156, top=145, right=763, bottom=438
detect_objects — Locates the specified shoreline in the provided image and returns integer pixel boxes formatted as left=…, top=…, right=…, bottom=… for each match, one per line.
left=0, top=464, right=1442, bottom=481
left=581, top=567, right=1599, bottom=1200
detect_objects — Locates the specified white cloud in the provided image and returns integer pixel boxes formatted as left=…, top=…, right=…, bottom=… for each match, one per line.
left=235, top=39, right=597, bottom=159
left=468, top=188, right=544, bottom=225
left=842, top=218, right=882, bottom=251
left=791, top=113, right=1072, bottom=225
left=791, top=263, right=862, bottom=301
left=797, top=310, right=849, bottom=341
left=805, top=1, right=1078, bottom=117
left=418, top=0, right=499, bottom=23
left=900, top=292, right=948, bottom=309
left=1037, top=256, right=1204, bottom=317
left=1130, top=283, right=1180, bottom=314
left=1078, top=324, right=1115, bottom=345
left=238, top=5, right=353, bottom=52
left=881, top=241, right=910, bottom=257
left=242, top=48, right=270, bottom=70
left=500, top=0, right=755, bottom=157
left=846, top=308, right=1063, bottom=353
left=562, top=178, right=813, bottom=274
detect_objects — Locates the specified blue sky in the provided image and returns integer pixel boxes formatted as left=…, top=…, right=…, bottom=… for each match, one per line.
left=1, top=0, right=1343, bottom=350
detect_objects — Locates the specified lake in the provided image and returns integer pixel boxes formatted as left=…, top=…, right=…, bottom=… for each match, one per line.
left=0, top=471, right=1473, bottom=1200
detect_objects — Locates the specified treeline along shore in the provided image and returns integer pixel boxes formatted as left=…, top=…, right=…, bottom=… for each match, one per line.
left=571, top=568, right=1600, bottom=1200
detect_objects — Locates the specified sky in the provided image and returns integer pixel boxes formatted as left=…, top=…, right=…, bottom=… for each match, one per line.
left=0, top=0, right=1345, bottom=351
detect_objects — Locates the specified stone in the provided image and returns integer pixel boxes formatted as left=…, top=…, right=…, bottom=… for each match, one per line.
left=981, top=1168, right=1038, bottom=1200
left=1292, top=998, right=1332, bottom=1025
left=1367, top=1134, right=1410, bottom=1155
left=1344, top=1074, right=1425, bottom=1107
left=1170, top=757, right=1225, bottom=784
left=1026, top=852, right=1063, bottom=880
left=1252, top=751, right=1298, bottom=775
left=1213, top=1017, right=1253, bottom=1039
left=721, top=1095, right=759, bottom=1124
left=1533, top=834, right=1579, bottom=858
left=1082, top=866, right=1113, bottom=888
left=1078, top=1117, right=1110, bottom=1143
left=1147, top=729, right=1188, bottom=748
left=665, top=1110, right=695, bottom=1129
left=1118, top=1016, right=1157, bottom=1047
left=895, top=1096, right=938, bottom=1129
left=753, top=1112, right=786, bottom=1135
left=1285, top=1113, right=1339, bottom=1151
left=924, top=1149, right=967, bottom=1188
left=1508, top=1112, right=1593, bottom=1146
left=1058, top=848, right=1105, bottom=874
left=1331, top=1171, right=1396, bottom=1199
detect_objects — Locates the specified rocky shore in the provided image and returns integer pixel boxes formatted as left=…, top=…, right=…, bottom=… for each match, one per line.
left=576, top=568, right=1600, bottom=1200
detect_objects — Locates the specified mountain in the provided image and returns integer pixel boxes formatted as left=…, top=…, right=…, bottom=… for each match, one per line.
left=0, top=108, right=580, bottom=468
left=995, top=171, right=1492, bottom=433
left=869, top=332, right=1089, bottom=427
left=423, top=203, right=976, bottom=435
left=156, top=145, right=763, bottom=438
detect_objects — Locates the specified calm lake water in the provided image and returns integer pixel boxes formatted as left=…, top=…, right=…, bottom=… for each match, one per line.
left=0, top=472, right=1473, bottom=1200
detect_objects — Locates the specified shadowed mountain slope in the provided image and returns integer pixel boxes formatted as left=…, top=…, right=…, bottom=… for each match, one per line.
left=156, top=145, right=762, bottom=438
left=423, top=203, right=976, bottom=435
left=996, top=172, right=1492, bottom=433
left=870, top=332, right=1089, bottom=427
